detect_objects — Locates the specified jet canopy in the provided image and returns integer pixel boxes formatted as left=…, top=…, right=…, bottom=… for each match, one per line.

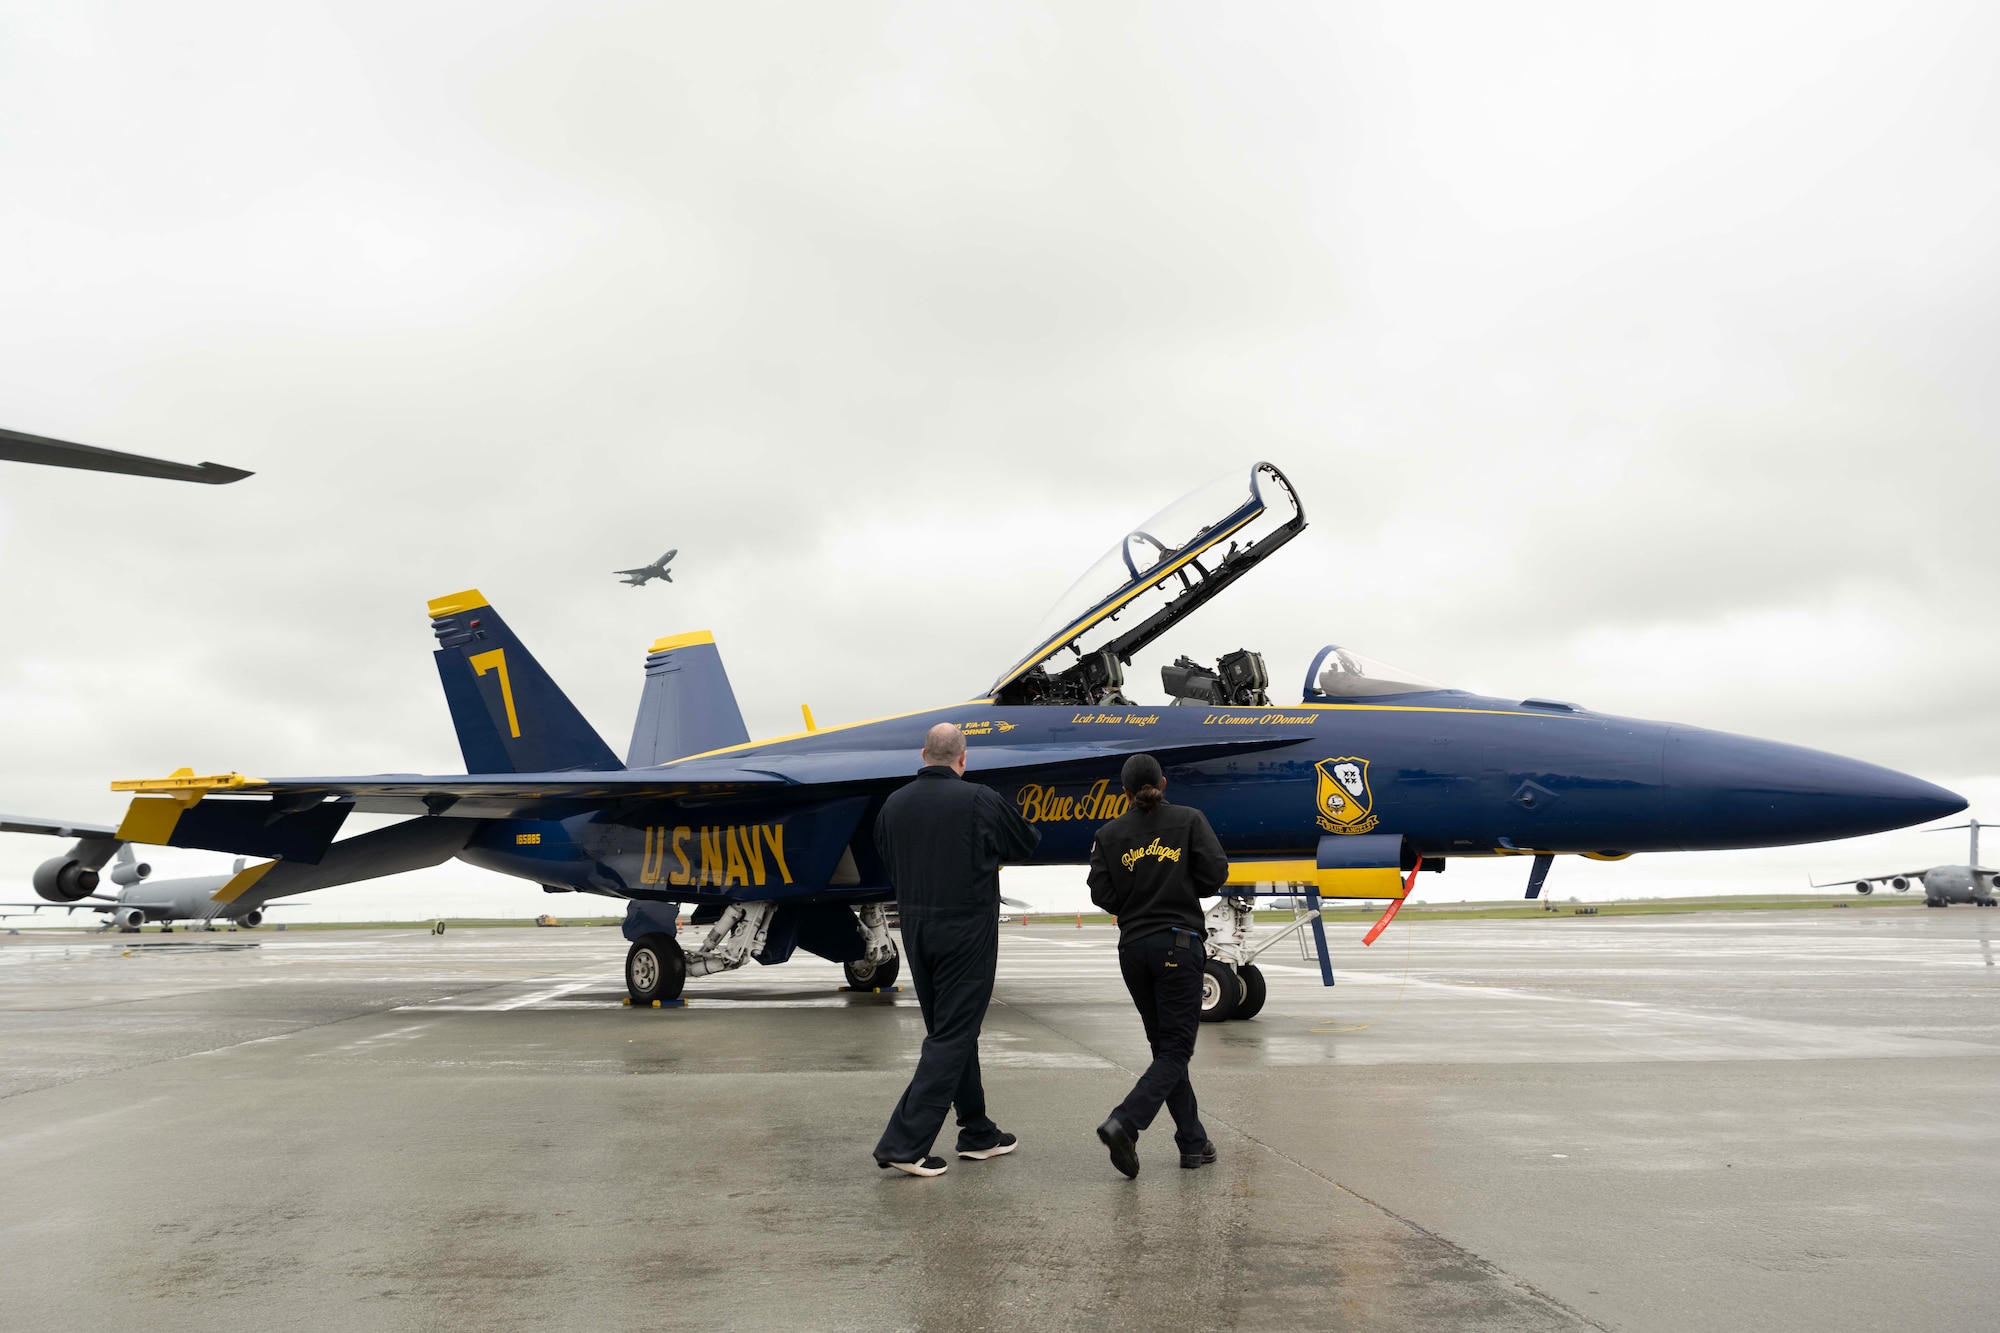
left=991, top=462, right=1305, bottom=704
left=1301, top=644, right=1444, bottom=700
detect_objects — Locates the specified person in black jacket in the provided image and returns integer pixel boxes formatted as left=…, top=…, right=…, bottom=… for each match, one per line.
left=1086, top=752, right=1229, bottom=1177
left=872, top=722, right=1042, bottom=1177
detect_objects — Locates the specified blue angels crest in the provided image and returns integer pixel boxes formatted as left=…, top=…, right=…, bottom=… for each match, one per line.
left=1315, top=756, right=1378, bottom=834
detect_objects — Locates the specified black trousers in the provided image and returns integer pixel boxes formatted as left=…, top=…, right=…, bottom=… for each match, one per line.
left=874, top=912, right=1003, bottom=1164
left=1112, top=927, right=1208, bottom=1152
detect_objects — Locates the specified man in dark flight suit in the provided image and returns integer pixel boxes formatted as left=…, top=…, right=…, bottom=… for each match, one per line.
left=873, top=722, right=1042, bottom=1177
left=1087, top=753, right=1228, bottom=1178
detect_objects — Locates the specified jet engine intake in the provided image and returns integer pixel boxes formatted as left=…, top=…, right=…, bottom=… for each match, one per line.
left=32, top=857, right=99, bottom=903
left=108, top=859, right=151, bottom=886
left=1855, top=881, right=1873, bottom=895
left=1890, top=876, right=1910, bottom=891
left=239, top=908, right=264, bottom=928
left=116, top=907, right=146, bottom=930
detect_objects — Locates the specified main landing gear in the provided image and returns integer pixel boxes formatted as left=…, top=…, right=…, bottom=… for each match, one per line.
left=1197, top=896, right=1272, bottom=1023
left=621, top=902, right=906, bottom=1003
left=625, top=933, right=687, bottom=1004
left=843, top=902, right=902, bottom=990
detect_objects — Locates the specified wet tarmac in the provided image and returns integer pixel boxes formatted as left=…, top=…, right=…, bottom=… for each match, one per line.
left=2, top=908, right=1997, bottom=1331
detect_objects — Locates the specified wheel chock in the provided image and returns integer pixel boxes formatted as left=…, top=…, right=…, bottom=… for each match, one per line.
left=622, top=997, right=686, bottom=1008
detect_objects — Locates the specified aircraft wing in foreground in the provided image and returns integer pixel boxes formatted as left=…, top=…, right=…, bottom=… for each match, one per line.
left=0, top=426, right=251, bottom=485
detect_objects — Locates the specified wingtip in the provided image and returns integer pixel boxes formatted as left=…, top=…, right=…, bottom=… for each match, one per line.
left=194, top=462, right=255, bottom=484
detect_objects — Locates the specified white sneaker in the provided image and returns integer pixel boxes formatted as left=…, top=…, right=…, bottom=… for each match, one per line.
left=882, top=1155, right=949, bottom=1177
left=957, top=1132, right=1018, bottom=1161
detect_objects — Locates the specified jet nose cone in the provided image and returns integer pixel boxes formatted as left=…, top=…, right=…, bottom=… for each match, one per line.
left=1664, top=726, right=1965, bottom=852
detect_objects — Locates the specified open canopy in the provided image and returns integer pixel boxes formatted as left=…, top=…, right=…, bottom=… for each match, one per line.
left=990, top=462, right=1304, bottom=703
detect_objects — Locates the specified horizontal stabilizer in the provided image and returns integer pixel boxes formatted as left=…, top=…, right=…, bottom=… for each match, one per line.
left=428, top=590, right=621, bottom=774
left=627, top=631, right=750, bottom=766
left=114, top=794, right=351, bottom=863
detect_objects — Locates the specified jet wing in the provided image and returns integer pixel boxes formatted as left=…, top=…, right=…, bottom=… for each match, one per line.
left=1809, top=870, right=1932, bottom=888
left=0, top=814, right=120, bottom=839
left=0, top=901, right=115, bottom=916
left=0, top=426, right=252, bottom=484
left=114, top=736, right=1296, bottom=822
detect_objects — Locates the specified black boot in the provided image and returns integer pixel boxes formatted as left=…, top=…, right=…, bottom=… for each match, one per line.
left=1096, top=1116, right=1139, bottom=1179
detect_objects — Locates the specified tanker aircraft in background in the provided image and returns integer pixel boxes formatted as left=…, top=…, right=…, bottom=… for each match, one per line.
left=0, top=819, right=317, bottom=930
left=76, top=463, right=1962, bottom=1021
left=0, top=425, right=251, bottom=484
left=1813, top=818, right=1998, bottom=906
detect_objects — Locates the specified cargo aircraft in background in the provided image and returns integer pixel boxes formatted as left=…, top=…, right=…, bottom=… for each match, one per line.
left=1812, top=818, right=1998, bottom=907
left=70, top=463, right=1961, bottom=1020
left=0, top=425, right=251, bottom=484
left=0, top=820, right=317, bottom=930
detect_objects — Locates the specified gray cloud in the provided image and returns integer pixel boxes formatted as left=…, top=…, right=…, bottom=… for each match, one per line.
left=3, top=1, right=1997, bottom=901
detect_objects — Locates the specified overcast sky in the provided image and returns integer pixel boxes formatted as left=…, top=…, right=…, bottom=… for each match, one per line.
left=3, top=2, right=1996, bottom=919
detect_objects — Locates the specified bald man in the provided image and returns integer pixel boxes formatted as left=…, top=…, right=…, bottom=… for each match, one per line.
left=871, top=722, right=1041, bottom=1176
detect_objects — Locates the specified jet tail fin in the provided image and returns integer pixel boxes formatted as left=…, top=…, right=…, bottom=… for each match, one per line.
left=428, top=590, right=621, bottom=773
left=627, top=631, right=750, bottom=766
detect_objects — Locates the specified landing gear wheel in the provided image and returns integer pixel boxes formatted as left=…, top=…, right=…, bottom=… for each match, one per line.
left=1234, top=964, right=1267, bottom=1020
left=626, top=933, right=687, bottom=1004
left=1200, top=961, right=1240, bottom=1022
left=844, top=951, right=900, bottom=991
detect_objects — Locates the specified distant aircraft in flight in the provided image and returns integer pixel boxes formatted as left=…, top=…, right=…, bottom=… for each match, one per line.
left=1812, top=818, right=1998, bottom=907
left=0, top=425, right=251, bottom=484
left=616, top=550, right=677, bottom=587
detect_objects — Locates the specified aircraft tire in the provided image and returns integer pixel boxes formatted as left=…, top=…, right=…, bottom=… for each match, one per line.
left=1199, top=961, right=1239, bottom=1023
left=1234, top=964, right=1268, bottom=1020
left=626, top=934, right=687, bottom=1004
left=844, top=953, right=900, bottom=991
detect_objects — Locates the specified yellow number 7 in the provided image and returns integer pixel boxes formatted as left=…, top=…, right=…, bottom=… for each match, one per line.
left=469, top=649, right=521, bottom=738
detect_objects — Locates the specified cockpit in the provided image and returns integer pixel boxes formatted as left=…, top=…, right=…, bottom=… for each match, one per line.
left=988, top=463, right=1447, bottom=707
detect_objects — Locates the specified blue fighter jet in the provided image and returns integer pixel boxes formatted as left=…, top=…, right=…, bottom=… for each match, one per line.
left=85, top=463, right=1963, bottom=1018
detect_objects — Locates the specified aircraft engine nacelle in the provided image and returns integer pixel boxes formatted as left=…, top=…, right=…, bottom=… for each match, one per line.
left=1854, top=881, right=1873, bottom=895
left=238, top=908, right=264, bottom=929
left=32, top=857, right=100, bottom=903
left=1890, top=877, right=1910, bottom=892
left=108, top=859, right=152, bottom=887
left=115, top=907, right=146, bottom=930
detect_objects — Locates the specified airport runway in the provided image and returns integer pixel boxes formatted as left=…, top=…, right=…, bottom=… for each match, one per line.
left=2, top=908, right=1997, bottom=1332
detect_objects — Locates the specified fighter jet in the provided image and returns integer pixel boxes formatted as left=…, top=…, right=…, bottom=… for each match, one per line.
left=615, top=550, right=676, bottom=587
left=0, top=425, right=251, bottom=484
left=1812, top=818, right=1998, bottom=906
left=95, top=463, right=1964, bottom=1019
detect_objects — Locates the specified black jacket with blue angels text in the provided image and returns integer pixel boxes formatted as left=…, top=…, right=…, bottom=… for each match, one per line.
left=1087, top=801, right=1229, bottom=943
